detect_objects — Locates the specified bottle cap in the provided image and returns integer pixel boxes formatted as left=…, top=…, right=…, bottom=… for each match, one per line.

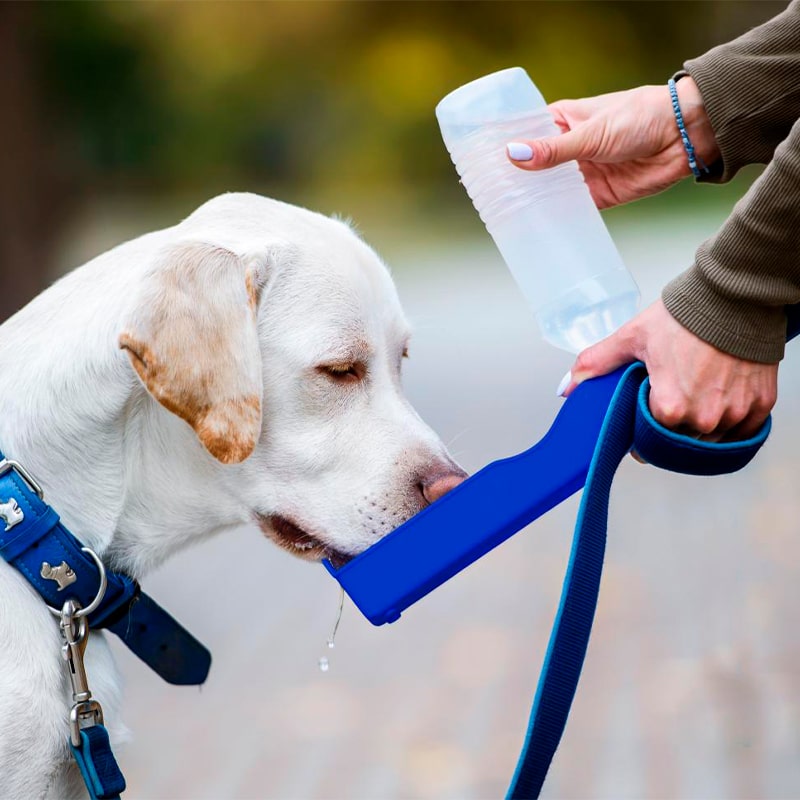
left=436, top=67, right=547, bottom=147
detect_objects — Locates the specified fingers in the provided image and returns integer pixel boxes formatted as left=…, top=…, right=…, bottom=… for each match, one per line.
left=558, top=321, right=642, bottom=397
left=713, top=390, right=774, bottom=440
left=507, top=128, right=591, bottom=170
left=648, top=396, right=770, bottom=442
left=647, top=366, right=778, bottom=441
left=720, top=410, right=770, bottom=442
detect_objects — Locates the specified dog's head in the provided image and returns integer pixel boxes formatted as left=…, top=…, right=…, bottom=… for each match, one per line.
left=119, top=194, right=466, bottom=565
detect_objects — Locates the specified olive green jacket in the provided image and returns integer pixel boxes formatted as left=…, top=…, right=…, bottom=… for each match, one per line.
left=662, top=0, right=800, bottom=362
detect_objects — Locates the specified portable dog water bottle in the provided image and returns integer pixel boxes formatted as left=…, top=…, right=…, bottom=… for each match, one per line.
left=436, top=67, right=640, bottom=353
left=324, top=67, right=646, bottom=622
left=324, top=67, right=644, bottom=622
left=324, top=366, right=626, bottom=624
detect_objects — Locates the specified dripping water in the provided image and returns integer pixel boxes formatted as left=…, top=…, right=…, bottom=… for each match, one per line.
left=318, top=586, right=345, bottom=672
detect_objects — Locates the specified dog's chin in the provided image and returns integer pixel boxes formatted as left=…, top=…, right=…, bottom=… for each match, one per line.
left=255, top=513, right=353, bottom=569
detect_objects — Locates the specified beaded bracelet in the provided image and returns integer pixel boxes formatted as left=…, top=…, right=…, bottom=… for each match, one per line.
left=668, top=77, right=710, bottom=179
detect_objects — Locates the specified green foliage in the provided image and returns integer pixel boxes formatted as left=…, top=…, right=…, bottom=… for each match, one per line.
left=26, top=0, right=787, bottom=202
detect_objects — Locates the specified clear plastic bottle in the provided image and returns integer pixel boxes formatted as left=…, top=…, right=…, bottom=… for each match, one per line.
left=436, top=67, right=640, bottom=353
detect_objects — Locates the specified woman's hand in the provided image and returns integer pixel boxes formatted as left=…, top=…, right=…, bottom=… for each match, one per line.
left=506, top=79, right=720, bottom=209
left=560, top=300, right=779, bottom=441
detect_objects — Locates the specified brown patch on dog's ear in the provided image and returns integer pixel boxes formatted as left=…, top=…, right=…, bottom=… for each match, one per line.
left=119, top=242, right=269, bottom=463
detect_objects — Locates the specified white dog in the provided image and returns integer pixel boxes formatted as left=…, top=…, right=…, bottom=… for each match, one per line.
left=0, top=192, right=466, bottom=799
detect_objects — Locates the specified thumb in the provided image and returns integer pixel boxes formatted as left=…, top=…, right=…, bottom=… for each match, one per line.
left=507, top=127, right=590, bottom=170
left=559, top=323, right=641, bottom=397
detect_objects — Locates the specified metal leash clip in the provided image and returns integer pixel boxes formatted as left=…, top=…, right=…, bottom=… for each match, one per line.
left=60, top=583, right=107, bottom=747
left=57, top=554, right=127, bottom=797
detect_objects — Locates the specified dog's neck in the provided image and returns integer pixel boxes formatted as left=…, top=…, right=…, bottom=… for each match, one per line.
left=0, top=250, right=248, bottom=579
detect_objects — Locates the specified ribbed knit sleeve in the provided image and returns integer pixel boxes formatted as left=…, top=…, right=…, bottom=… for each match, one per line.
left=663, top=114, right=800, bottom=362
left=683, top=0, right=800, bottom=183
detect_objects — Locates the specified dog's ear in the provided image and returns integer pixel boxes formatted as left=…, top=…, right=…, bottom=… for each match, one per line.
left=119, top=241, right=270, bottom=464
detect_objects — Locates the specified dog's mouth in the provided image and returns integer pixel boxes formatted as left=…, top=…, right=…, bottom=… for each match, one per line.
left=256, top=513, right=352, bottom=569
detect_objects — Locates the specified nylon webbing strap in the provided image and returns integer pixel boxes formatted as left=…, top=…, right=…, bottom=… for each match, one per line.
left=0, top=448, right=212, bottom=687
left=506, top=363, right=772, bottom=799
left=69, top=725, right=126, bottom=800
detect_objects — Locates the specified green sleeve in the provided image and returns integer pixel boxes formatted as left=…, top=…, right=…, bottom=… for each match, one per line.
left=684, top=0, right=800, bottom=183
left=662, top=115, right=800, bottom=362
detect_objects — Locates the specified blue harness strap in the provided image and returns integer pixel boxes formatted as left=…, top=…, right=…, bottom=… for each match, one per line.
left=506, top=363, right=772, bottom=799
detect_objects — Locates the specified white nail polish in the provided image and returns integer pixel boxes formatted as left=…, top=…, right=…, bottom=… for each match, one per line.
left=507, top=142, right=533, bottom=161
left=556, top=370, right=572, bottom=397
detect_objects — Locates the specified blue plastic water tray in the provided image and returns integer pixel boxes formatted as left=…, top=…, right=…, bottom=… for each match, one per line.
left=324, top=366, right=626, bottom=625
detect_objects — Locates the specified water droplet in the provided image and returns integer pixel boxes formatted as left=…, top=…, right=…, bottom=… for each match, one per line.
left=316, top=587, right=344, bottom=672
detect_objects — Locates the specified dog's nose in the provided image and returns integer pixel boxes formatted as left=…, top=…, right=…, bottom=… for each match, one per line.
left=421, top=468, right=468, bottom=505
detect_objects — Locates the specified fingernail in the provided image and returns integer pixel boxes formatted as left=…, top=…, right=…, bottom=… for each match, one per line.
left=556, top=370, right=572, bottom=397
left=507, top=142, right=533, bottom=161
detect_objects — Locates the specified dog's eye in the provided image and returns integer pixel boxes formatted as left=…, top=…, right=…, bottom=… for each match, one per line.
left=318, top=363, right=363, bottom=383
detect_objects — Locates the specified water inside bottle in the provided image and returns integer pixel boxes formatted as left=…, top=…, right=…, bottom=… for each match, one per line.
left=537, top=277, right=640, bottom=352
left=438, top=72, right=640, bottom=355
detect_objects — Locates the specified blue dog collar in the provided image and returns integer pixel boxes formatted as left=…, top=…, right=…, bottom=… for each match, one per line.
left=0, top=451, right=211, bottom=686
left=1, top=448, right=212, bottom=800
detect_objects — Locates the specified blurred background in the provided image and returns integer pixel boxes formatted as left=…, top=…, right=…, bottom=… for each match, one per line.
left=4, top=2, right=800, bottom=798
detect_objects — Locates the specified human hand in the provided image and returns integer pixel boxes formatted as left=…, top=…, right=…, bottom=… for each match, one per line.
left=559, top=300, right=779, bottom=441
left=506, top=79, right=720, bottom=209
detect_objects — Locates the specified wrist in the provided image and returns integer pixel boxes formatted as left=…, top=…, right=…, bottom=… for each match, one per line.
left=675, top=76, right=720, bottom=167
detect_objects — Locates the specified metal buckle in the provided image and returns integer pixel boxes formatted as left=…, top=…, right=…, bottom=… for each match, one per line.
left=60, top=598, right=106, bottom=747
left=69, top=700, right=105, bottom=748
left=46, top=547, right=108, bottom=618
left=0, top=457, right=44, bottom=499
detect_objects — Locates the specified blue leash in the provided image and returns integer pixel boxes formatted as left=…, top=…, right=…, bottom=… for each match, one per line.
left=326, top=306, right=800, bottom=798
left=506, top=363, right=772, bottom=799
left=70, top=727, right=127, bottom=800
left=325, top=306, right=800, bottom=798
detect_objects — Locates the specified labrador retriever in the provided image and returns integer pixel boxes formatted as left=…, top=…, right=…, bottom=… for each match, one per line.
left=0, top=192, right=466, bottom=799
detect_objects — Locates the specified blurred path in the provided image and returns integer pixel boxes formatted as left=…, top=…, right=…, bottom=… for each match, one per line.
left=115, top=214, right=800, bottom=799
